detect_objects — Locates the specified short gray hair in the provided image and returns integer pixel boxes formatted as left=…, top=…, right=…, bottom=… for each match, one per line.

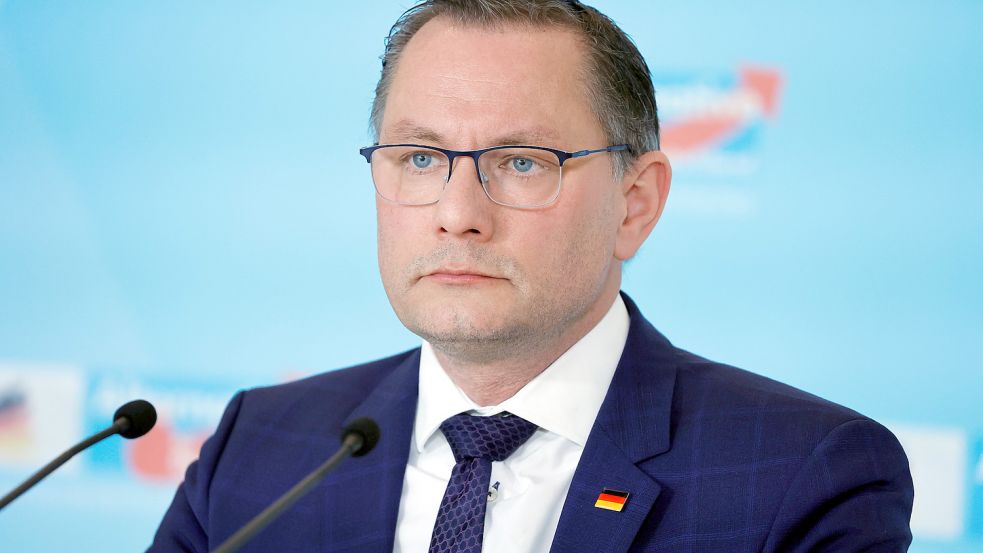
left=369, top=0, right=660, bottom=179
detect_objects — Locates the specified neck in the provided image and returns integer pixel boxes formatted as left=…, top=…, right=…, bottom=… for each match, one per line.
left=434, top=287, right=621, bottom=406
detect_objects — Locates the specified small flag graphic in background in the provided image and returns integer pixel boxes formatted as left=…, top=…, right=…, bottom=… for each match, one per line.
left=0, top=388, right=32, bottom=456
left=594, top=488, right=629, bottom=512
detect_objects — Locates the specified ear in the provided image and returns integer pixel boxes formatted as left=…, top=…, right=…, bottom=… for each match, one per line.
left=614, top=150, right=672, bottom=260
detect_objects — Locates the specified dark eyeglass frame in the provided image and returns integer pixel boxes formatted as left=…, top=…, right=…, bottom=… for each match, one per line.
left=358, top=143, right=630, bottom=193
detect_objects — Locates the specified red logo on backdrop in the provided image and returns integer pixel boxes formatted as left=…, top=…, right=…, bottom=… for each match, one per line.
left=126, top=418, right=209, bottom=481
left=658, top=66, right=783, bottom=165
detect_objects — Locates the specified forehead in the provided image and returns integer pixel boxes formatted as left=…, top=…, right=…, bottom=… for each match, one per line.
left=380, top=18, right=599, bottom=147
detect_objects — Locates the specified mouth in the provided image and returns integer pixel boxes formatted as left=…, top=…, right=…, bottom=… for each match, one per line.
left=422, top=266, right=505, bottom=284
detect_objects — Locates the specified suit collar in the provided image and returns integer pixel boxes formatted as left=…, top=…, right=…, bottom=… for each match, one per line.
left=593, top=292, right=677, bottom=463
left=331, top=349, right=420, bottom=552
left=345, top=349, right=420, bottom=442
left=550, top=292, right=678, bottom=552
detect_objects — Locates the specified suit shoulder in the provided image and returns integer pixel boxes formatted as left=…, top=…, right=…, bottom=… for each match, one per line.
left=669, top=347, right=872, bottom=437
left=640, top=347, right=913, bottom=550
left=659, top=347, right=910, bottom=499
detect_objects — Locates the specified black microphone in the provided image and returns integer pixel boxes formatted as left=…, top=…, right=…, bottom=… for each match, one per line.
left=212, top=417, right=381, bottom=553
left=0, top=399, right=157, bottom=511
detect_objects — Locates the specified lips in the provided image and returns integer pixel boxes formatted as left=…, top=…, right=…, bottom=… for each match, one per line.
left=429, top=267, right=494, bottom=277
left=423, top=266, right=503, bottom=283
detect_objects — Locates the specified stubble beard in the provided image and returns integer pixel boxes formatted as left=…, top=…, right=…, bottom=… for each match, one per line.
left=385, top=241, right=607, bottom=367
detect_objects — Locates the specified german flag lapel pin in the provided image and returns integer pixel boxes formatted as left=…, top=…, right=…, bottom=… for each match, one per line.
left=594, top=488, right=629, bottom=512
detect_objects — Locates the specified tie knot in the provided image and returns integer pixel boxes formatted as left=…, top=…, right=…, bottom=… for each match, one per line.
left=439, top=413, right=538, bottom=463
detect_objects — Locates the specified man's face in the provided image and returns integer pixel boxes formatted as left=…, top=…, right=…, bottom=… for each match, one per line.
left=376, top=19, right=628, bottom=362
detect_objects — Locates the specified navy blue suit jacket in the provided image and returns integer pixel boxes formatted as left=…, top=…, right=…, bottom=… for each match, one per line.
left=150, top=295, right=913, bottom=552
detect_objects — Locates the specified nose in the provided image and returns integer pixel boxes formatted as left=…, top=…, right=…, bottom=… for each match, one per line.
left=433, top=155, right=495, bottom=240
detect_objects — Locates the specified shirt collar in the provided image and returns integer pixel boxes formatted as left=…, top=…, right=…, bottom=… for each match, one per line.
left=414, top=294, right=630, bottom=452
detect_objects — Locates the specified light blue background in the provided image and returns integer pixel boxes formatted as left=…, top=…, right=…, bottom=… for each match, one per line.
left=1, top=1, right=980, bottom=551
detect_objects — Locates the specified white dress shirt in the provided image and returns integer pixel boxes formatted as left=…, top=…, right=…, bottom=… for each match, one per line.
left=393, top=295, right=630, bottom=552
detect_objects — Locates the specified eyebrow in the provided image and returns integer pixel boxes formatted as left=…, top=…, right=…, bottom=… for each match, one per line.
left=386, top=121, right=446, bottom=144
left=384, top=119, right=563, bottom=148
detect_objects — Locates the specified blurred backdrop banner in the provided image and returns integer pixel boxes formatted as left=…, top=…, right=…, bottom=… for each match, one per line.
left=0, top=1, right=980, bottom=551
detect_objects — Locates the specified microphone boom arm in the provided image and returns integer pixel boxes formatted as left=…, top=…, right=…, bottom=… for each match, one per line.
left=0, top=418, right=129, bottom=511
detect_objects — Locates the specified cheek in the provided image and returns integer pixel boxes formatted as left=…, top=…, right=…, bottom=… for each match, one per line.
left=376, top=205, right=411, bottom=281
left=552, top=198, right=619, bottom=279
left=516, top=206, right=616, bottom=291
left=376, top=201, right=415, bottom=240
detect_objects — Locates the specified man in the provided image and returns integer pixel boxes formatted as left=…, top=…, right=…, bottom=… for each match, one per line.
left=151, top=1, right=914, bottom=551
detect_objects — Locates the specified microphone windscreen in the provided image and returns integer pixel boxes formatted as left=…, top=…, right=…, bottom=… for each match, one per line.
left=113, top=399, right=158, bottom=439
left=342, top=418, right=380, bottom=457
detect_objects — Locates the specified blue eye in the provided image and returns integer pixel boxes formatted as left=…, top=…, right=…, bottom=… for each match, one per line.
left=511, top=157, right=535, bottom=173
left=411, top=153, right=434, bottom=169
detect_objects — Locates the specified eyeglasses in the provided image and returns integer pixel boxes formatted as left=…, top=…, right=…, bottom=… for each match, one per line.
left=358, top=143, right=629, bottom=209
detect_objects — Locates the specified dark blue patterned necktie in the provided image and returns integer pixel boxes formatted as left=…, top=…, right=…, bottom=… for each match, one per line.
left=428, top=412, right=538, bottom=553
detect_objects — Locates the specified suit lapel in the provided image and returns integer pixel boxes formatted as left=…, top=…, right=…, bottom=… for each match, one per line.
left=550, top=293, right=678, bottom=553
left=325, top=350, right=420, bottom=551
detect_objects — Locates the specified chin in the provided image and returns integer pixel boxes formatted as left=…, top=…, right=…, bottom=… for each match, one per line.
left=402, top=299, right=522, bottom=344
left=416, top=284, right=513, bottom=312
left=414, top=321, right=529, bottom=361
